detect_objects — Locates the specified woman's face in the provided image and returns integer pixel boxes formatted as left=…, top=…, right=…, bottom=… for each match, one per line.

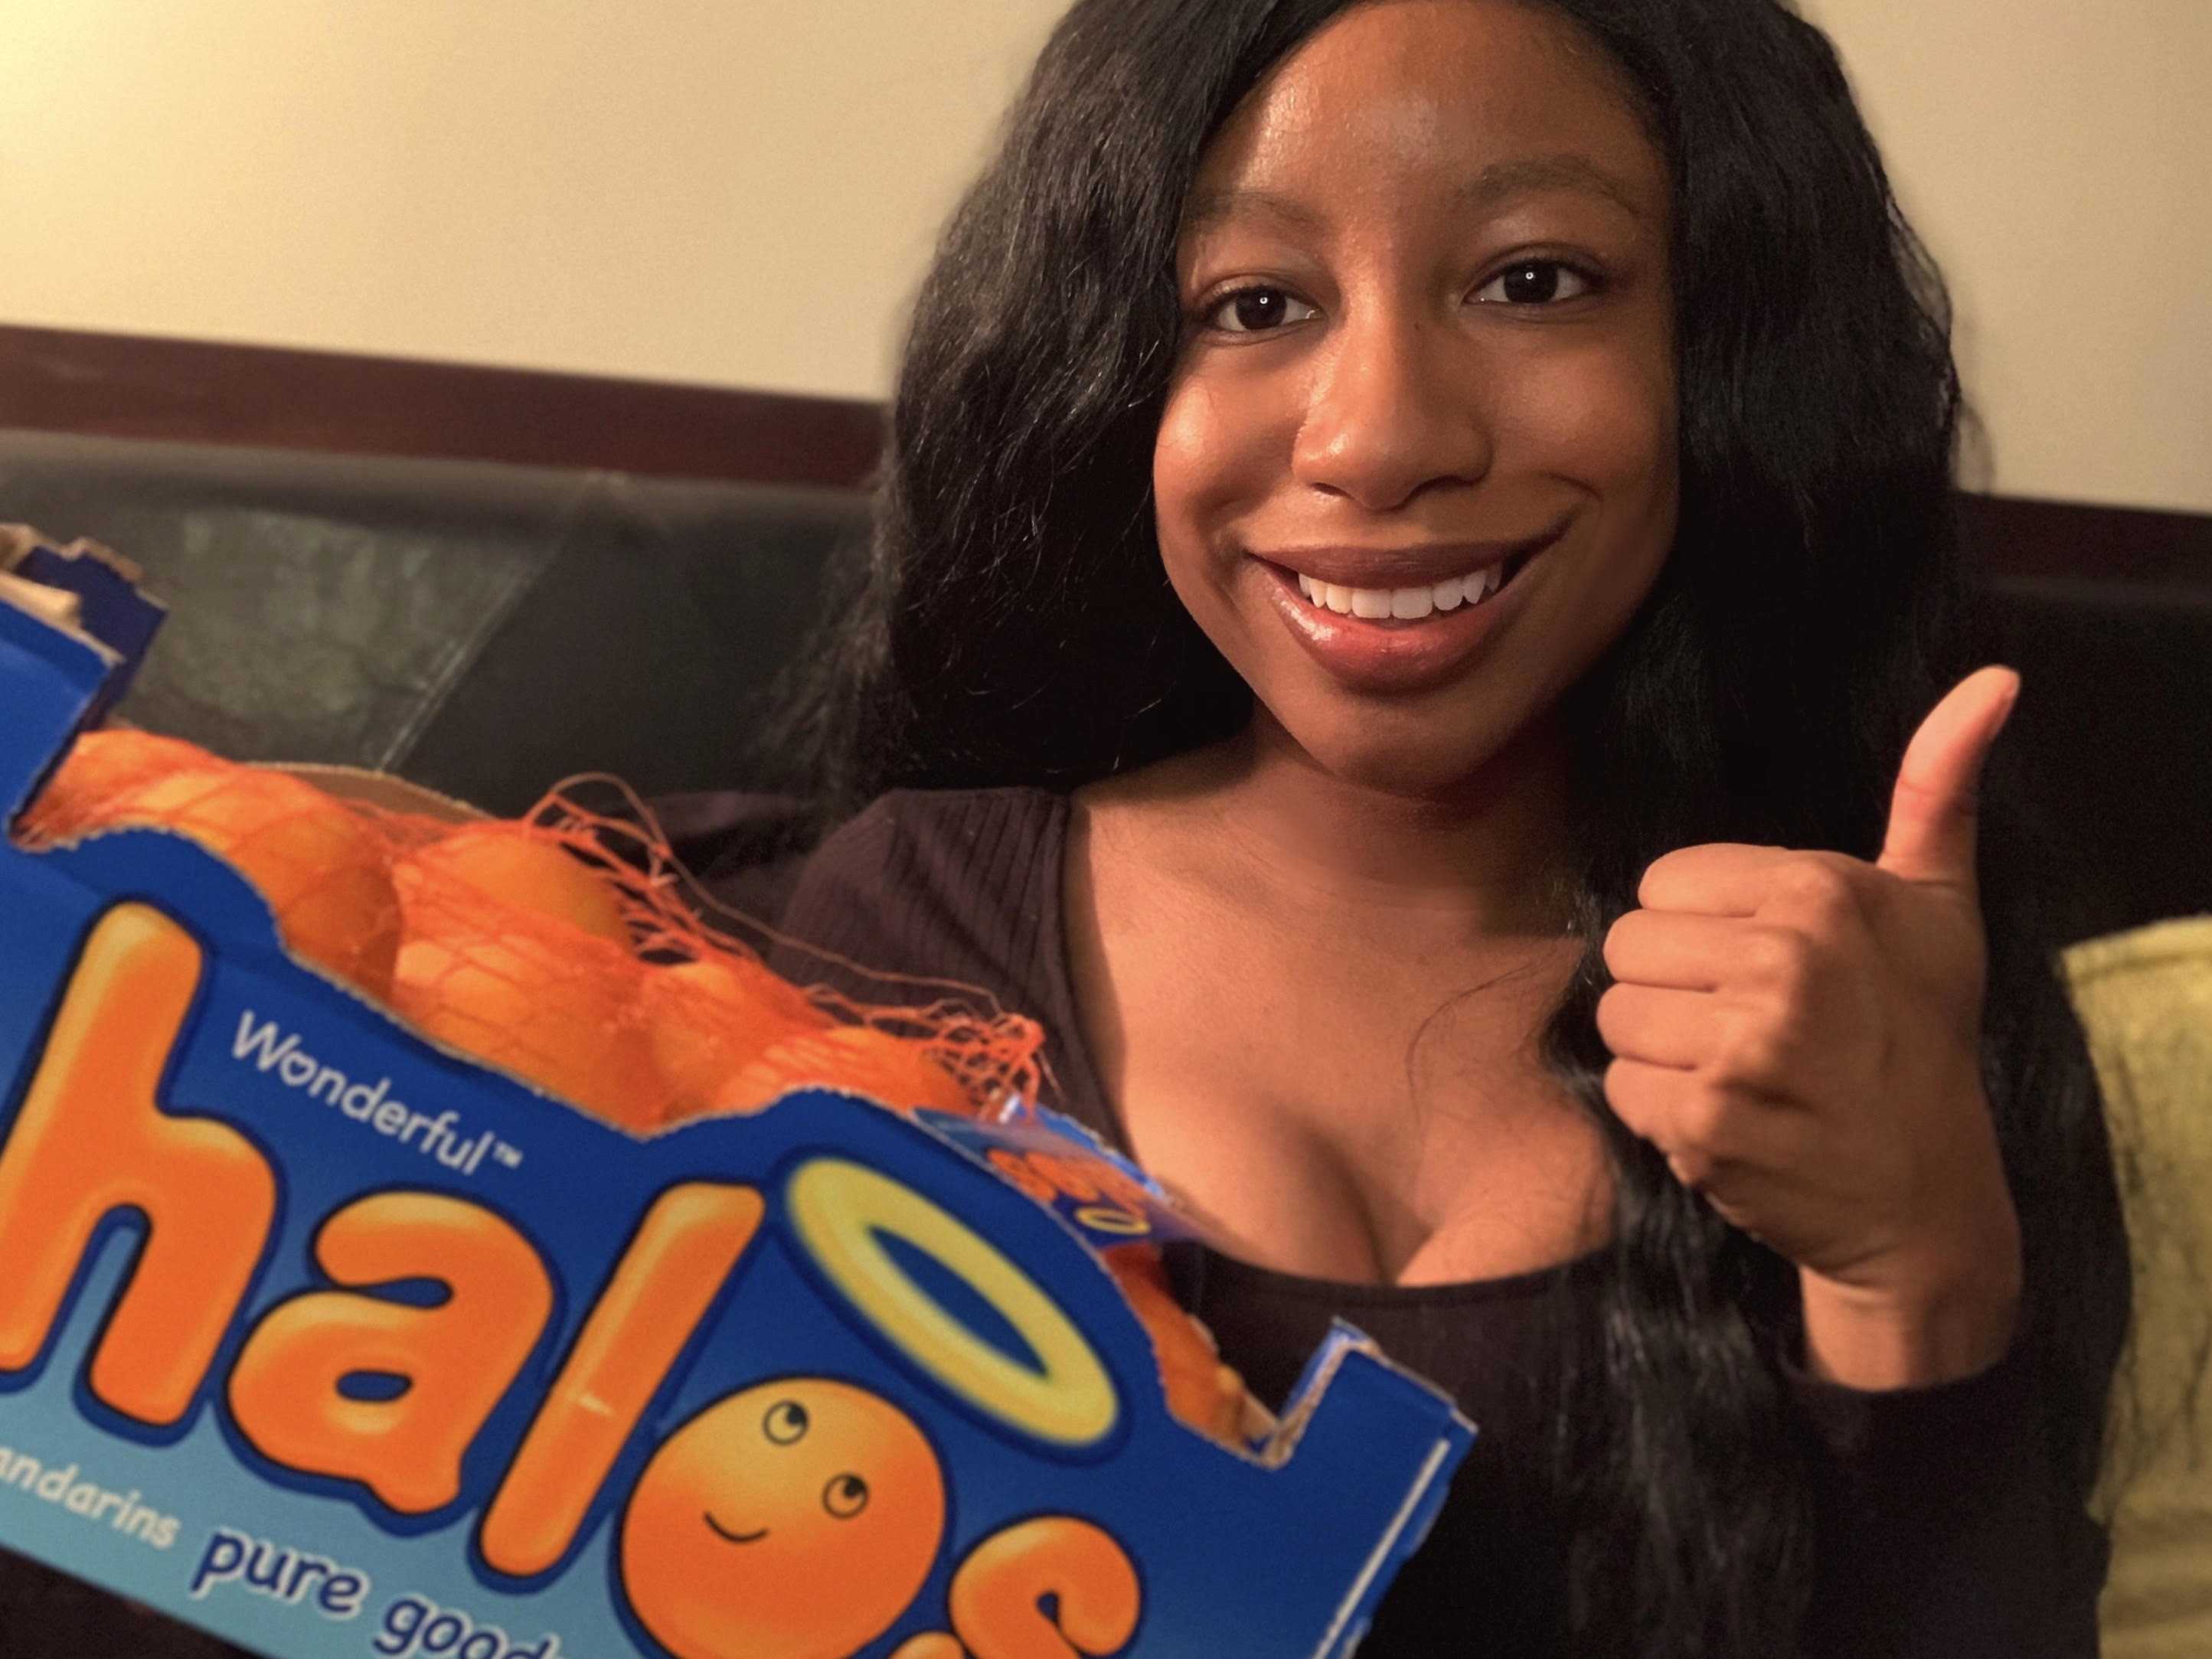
left=1154, top=0, right=1677, bottom=798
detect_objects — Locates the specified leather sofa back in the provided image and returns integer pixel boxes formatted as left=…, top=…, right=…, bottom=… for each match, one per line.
left=0, top=430, right=864, bottom=816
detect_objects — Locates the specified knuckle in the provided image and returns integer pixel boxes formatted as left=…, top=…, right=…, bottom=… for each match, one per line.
left=1774, top=857, right=1861, bottom=925
left=1609, top=906, right=1658, bottom=949
left=1741, top=926, right=1805, bottom=989
left=1637, top=852, right=1686, bottom=902
left=1600, top=913, right=1638, bottom=969
left=1710, top=1024, right=1788, bottom=1090
left=1676, top=1088, right=1734, bottom=1152
left=1772, top=937, right=1827, bottom=1008
left=1605, top=1060, right=1675, bottom=1138
left=1601, top=1058, right=1647, bottom=1125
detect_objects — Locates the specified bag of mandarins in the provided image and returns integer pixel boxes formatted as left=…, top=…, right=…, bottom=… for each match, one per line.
left=19, top=730, right=1041, bottom=1132
left=18, top=725, right=1253, bottom=1447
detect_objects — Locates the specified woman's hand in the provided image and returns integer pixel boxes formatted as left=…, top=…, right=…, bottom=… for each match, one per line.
left=1596, top=667, right=2025, bottom=1390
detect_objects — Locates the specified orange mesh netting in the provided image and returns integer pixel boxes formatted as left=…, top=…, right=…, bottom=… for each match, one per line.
left=17, top=730, right=1045, bottom=1136
left=15, top=727, right=1258, bottom=1447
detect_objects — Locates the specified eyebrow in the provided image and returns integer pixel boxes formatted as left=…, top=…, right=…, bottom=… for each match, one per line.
left=1184, top=151, right=1647, bottom=234
left=1455, top=153, right=1645, bottom=218
left=1182, top=186, right=1326, bottom=235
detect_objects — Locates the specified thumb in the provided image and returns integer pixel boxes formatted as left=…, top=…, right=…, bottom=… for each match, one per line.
left=1877, top=665, right=2020, bottom=893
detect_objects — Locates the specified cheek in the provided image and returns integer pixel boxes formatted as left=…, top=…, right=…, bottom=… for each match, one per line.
left=1505, top=340, right=1677, bottom=505
left=1152, top=374, right=1285, bottom=580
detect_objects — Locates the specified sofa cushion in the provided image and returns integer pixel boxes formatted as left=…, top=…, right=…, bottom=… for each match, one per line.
left=2068, top=917, right=2212, bottom=1655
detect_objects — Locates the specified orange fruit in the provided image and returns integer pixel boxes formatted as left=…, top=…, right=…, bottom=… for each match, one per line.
left=24, top=729, right=222, bottom=840
left=390, top=926, right=659, bottom=1132
left=645, top=955, right=832, bottom=1123
left=1101, top=1244, right=1248, bottom=1445
left=393, top=821, right=630, bottom=946
left=93, top=765, right=403, bottom=1000
left=711, top=1024, right=979, bottom=1119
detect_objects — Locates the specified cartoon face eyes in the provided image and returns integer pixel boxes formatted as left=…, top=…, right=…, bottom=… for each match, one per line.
left=822, top=1473, right=870, bottom=1519
left=762, top=1400, right=867, bottom=1516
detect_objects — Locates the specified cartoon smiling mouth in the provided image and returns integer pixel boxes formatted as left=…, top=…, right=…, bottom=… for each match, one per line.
left=704, top=1513, right=768, bottom=1545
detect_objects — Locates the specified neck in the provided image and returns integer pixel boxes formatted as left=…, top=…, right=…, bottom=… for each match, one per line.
left=1157, top=707, right=1579, bottom=937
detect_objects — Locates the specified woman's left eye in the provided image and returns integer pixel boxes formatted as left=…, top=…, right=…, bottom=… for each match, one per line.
left=1204, top=287, right=1319, bottom=334
left=1473, top=260, right=1594, bottom=305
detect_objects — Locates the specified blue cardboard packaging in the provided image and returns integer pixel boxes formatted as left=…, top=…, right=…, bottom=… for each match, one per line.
left=0, top=576, right=1472, bottom=1659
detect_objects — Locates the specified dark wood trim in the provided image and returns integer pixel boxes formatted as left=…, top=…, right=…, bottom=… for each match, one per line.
left=1956, top=491, right=2212, bottom=591
left=0, top=322, right=884, bottom=491
left=3, top=324, right=2207, bottom=585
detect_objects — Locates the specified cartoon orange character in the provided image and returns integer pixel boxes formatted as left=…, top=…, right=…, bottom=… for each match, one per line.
left=621, top=1378, right=946, bottom=1659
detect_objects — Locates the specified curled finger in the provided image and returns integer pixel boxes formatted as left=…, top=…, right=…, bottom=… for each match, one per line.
left=1603, top=909, right=1751, bottom=993
left=1603, top=1060, right=1802, bottom=1195
left=1602, top=1054, right=1702, bottom=1153
left=1596, top=981, right=1721, bottom=1072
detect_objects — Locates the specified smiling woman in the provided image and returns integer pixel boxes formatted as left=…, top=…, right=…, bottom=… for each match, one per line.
left=767, top=1, right=2128, bottom=1656
left=1153, top=2, right=1675, bottom=791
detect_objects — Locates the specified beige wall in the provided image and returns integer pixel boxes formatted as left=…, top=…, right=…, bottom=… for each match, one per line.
left=0, top=1, right=2204, bottom=512
left=0, top=1, right=1068, bottom=403
left=1799, top=0, right=2212, bottom=513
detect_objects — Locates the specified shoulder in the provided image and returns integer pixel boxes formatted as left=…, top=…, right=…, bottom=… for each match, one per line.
left=796, top=786, right=1067, bottom=911
left=777, top=784, right=1119, bottom=1135
left=773, top=786, right=1069, bottom=997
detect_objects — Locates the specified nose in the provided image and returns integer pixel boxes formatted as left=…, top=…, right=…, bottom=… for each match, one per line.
left=1291, top=306, right=1492, bottom=511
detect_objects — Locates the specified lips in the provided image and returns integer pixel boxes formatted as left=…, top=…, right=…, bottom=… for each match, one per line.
left=1246, top=520, right=1564, bottom=694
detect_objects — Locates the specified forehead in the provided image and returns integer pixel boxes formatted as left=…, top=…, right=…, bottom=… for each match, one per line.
left=1188, top=0, right=1665, bottom=227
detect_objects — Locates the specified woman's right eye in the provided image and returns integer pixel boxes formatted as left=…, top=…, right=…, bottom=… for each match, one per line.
left=1204, top=287, right=1318, bottom=335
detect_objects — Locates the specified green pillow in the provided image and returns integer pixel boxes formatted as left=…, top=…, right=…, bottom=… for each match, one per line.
left=2067, top=916, right=2212, bottom=1655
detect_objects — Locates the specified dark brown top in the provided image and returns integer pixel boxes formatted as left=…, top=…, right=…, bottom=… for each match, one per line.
left=758, top=785, right=2106, bottom=1659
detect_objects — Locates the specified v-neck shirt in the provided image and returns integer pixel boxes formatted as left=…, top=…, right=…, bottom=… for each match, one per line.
left=753, top=785, right=2103, bottom=1658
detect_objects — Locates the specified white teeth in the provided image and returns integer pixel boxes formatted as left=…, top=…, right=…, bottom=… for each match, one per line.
left=1295, top=561, right=1508, bottom=617
left=1390, top=586, right=1433, bottom=619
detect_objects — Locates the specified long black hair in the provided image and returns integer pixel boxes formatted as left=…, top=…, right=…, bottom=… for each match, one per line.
left=785, top=1, right=2129, bottom=1652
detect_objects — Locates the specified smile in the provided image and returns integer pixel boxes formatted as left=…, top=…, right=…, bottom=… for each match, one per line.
left=1250, top=520, right=1567, bottom=694
left=704, top=1513, right=768, bottom=1545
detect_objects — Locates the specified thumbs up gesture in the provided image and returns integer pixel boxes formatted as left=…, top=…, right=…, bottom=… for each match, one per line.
left=1598, top=668, right=2025, bottom=1390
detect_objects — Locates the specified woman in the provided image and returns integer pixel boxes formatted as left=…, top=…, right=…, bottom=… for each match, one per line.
left=767, top=0, right=2129, bottom=1654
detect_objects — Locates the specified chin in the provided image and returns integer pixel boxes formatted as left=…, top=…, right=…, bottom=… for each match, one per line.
left=1277, top=703, right=1524, bottom=802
